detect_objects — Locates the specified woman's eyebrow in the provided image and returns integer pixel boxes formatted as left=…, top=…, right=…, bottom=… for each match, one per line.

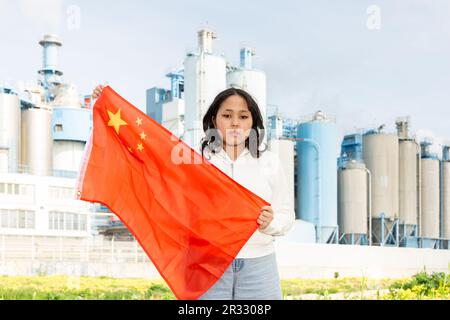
left=222, top=109, right=250, bottom=112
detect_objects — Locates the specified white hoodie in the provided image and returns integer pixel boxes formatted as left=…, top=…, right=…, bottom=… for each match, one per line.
left=203, top=146, right=296, bottom=259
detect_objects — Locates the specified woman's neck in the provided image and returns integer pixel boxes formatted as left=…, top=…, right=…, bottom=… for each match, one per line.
left=224, top=144, right=246, bottom=161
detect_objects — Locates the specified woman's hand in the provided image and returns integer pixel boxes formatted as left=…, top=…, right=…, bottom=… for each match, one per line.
left=92, top=84, right=104, bottom=99
left=257, top=206, right=274, bottom=230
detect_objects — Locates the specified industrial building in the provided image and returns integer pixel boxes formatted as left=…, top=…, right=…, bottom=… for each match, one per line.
left=0, top=34, right=114, bottom=245
left=0, top=29, right=448, bottom=280
left=335, top=119, right=449, bottom=250
left=142, top=28, right=449, bottom=251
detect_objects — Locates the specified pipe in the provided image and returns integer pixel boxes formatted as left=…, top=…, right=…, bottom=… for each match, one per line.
left=415, top=140, right=422, bottom=238
left=364, top=167, right=372, bottom=246
left=199, top=51, right=205, bottom=147
left=440, top=159, right=444, bottom=241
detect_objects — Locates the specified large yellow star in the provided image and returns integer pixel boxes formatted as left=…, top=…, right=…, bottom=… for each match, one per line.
left=107, top=109, right=128, bottom=134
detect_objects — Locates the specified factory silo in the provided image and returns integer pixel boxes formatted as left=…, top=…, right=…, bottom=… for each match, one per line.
left=51, top=83, right=92, bottom=176
left=21, top=105, right=53, bottom=176
left=362, top=129, right=399, bottom=246
left=297, top=111, right=338, bottom=243
left=396, top=118, right=420, bottom=244
left=420, top=140, right=440, bottom=243
left=268, top=139, right=295, bottom=210
left=0, top=87, right=21, bottom=173
left=227, top=47, right=267, bottom=143
left=183, top=28, right=226, bottom=150
left=338, top=134, right=370, bottom=245
left=441, top=146, right=450, bottom=241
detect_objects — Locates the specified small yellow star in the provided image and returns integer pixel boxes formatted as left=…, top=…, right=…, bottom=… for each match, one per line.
left=140, top=132, right=147, bottom=140
left=136, top=117, right=143, bottom=126
left=107, top=109, right=128, bottom=134
left=137, top=143, right=144, bottom=152
left=128, top=146, right=133, bottom=153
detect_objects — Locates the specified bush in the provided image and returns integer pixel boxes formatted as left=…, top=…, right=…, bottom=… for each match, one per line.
left=384, top=272, right=450, bottom=300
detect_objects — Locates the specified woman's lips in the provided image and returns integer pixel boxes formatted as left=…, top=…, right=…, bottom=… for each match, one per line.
left=228, top=131, right=241, bottom=137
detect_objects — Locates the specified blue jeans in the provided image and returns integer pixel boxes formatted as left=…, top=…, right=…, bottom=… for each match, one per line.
left=198, top=252, right=283, bottom=300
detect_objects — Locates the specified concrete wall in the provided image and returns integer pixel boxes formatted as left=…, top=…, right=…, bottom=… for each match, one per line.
left=274, top=242, right=450, bottom=279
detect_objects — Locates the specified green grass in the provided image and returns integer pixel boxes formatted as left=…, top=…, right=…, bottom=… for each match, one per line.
left=0, top=276, right=175, bottom=300
left=281, top=277, right=398, bottom=299
left=0, top=272, right=448, bottom=300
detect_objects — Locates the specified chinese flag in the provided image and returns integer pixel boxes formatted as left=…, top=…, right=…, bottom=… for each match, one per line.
left=76, top=86, right=269, bottom=300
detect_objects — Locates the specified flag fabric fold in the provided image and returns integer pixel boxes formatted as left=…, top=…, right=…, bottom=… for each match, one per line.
left=76, top=86, right=270, bottom=300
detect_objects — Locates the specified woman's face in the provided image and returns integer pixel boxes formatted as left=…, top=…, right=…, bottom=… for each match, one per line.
left=213, top=94, right=253, bottom=147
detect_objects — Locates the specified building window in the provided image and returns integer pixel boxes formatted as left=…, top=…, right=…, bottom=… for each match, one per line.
left=0, top=183, right=19, bottom=195
left=9, top=211, right=18, bottom=228
left=54, top=124, right=63, bottom=132
left=27, top=212, right=35, bottom=229
left=58, top=212, right=64, bottom=230
left=65, top=212, right=74, bottom=230
left=80, top=215, right=87, bottom=231
left=0, top=209, right=35, bottom=229
left=73, top=213, right=79, bottom=230
left=18, top=211, right=26, bottom=228
left=49, top=211, right=87, bottom=231
left=0, top=183, right=34, bottom=198
left=1, top=211, right=8, bottom=228
left=48, top=187, right=76, bottom=200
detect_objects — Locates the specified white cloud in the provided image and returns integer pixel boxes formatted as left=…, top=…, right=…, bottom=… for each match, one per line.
left=19, top=0, right=63, bottom=30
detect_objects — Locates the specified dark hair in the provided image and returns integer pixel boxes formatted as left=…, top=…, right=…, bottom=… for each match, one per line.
left=200, top=87, right=267, bottom=159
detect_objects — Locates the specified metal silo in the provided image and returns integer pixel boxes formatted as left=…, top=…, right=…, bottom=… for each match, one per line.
left=51, top=83, right=92, bottom=176
left=398, top=141, right=419, bottom=224
left=297, top=111, right=338, bottom=243
left=338, top=134, right=371, bottom=245
left=227, top=47, right=267, bottom=142
left=441, top=146, right=450, bottom=242
left=183, top=28, right=226, bottom=150
left=396, top=118, right=420, bottom=247
left=21, top=106, right=53, bottom=176
left=362, top=129, right=399, bottom=246
left=420, top=139, right=440, bottom=247
left=0, top=87, right=21, bottom=173
left=338, top=161, right=370, bottom=244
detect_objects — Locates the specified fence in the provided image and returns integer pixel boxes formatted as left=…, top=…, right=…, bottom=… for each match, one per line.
left=0, top=235, right=150, bottom=264
left=1, top=235, right=449, bottom=279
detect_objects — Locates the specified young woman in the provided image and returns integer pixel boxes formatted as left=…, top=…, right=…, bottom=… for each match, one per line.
left=92, top=85, right=295, bottom=300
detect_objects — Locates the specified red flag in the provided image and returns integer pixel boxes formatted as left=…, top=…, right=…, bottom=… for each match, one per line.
left=76, top=86, right=269, bottom=300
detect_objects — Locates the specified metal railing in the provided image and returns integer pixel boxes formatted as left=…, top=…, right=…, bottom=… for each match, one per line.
left=0, top=164, right=79, bottom=179
left=0, top=235, right=150, bottom=264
